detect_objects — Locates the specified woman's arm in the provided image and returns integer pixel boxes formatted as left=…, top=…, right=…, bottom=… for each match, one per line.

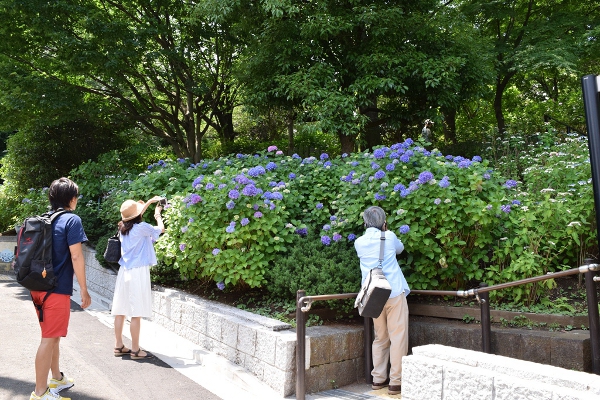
left=154, top=205, right=165, bottom=233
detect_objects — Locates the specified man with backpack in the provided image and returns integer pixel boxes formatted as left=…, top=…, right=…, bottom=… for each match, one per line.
left=29, top=177, right=91, bottom=400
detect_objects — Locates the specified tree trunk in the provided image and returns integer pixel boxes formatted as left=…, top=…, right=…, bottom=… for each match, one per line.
left=338, top=133, right=356, bottom=154
left=442, top=108, right=457, bottom=144
left=361, top=94, right=381, bottom=150
left=287, top=111, right=295, bottom=155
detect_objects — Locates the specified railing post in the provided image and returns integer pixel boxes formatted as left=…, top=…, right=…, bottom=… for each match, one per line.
left=296, top=290, right=306, bottom=400
left=363, top=316, right=373, bottom=384
left=583, top=259, right=600, bottom=374
left=479, top=282, right=491, bottom=353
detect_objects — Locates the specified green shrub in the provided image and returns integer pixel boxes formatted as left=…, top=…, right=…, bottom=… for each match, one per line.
left=265, top=232, right=360, bottom=313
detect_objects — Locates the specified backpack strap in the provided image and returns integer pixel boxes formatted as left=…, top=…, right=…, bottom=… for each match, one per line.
left=31, top=290, right=53, bottom=322
left=377, top=230, right=386, bottom=268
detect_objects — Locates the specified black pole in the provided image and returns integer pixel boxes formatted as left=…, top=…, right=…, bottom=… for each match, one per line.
left=363, top=317, right=373, bottom=384
left=296, top=290, right=306, bottom=400
left=479, top=283, right=491, bottom=353
left=583, top=259, right=600, bottom=374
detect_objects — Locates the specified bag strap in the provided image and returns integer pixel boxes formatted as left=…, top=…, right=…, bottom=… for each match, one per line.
left=377, top=230, right=386, bottom=268
left=32, top=291, right=53, bottom=323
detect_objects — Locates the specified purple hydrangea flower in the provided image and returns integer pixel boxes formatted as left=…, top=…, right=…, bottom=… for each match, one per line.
left=236, top=153, right=244, bottom=159
left=234, top=174, right=251, bottom=185
left=189, top=218, right=195, bottom=223
left=321, top=235, right=331, bottom=246
left=323, top=224, right=331, bottom=231
left=179, top=243, right=186, bottom=251
left=217, top=281, right=225, bottom=290
left=254, top=211, right=263, bottom=218
left=347, top=233, right=356, bottom=241
left=400, top=154, right=410, bottom=163
left=242, top=184, right=260, bottom=197
left=241, top=218, right=250, bottom=226
left=404, top=138, right=414, bottom=146
left=330, top=215, right=337, bottom=221
left=512, top=200, right=521, bottom=205
left=181, top=226, right=188, bottom=233
left=292, top=153, right=301, bottom=159
left=342, top=153, right=348, bottom=158
left=228, top=189, right=240, bottom=200
left=374, top=170, right=386, bottom=180
left=399, top=225, right=410, bottom=234
left=218, top=184, right=227, bottom=190
left=351, top=161, right=359, bottom=167
left=186, top=193, right=202, bottom=206
left=268, top=145, right=278, bottom=152
left=504, top=180, right=518, bottom=189
left=385, top=163, right=395, bottom=171
left=371, top=162, right=380, bottom=170
left=439, top=177, right=450, bottom=188
left=266, top=162, right=277, bottom=171
left=486, top=204, right=493, bottom=210
left=373, top=148, right=386, bottom=159
left=418, top=171, right=434, bottom=184
left=458, top=160, right=472, bottom=168
left=192, top=176, right=204, bottom=189
left=472, top=155, right=482, bottom=162
left=205, top=183, right=215, bottom=190
left=483, top=173, right=491, bottom=180
left=316, top=203, right=323, bottom=209
left=375, top=193, right=386, bottom=201
left=212, top=248, right=220, bottom=256
left=226, top=201, right=235, bottom=210
left=289, top=173, right=296, bottom=179
left=501, top=204, right=511, bottom=213
left=333, top=233, right=343, bottom=242
left=400, top=189, right=410, bottom=197
left=434, top=198, right=441, bottom=205
left=320, top=153, right=329, bottom=160
left=394, top=183, right=406, bottom=192
left=296, top=227, right=308, bottom=236
left=248, top=166, right=266, bottom=177
left=226, top=225, right=235, bottom=233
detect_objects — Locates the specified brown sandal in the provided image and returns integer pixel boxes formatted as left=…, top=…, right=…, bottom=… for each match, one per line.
left=130, top=349, right=153, bottom=360
left=114, top=345, right=131, bottom=357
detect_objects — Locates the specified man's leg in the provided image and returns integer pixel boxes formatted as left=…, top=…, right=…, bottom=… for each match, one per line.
left=371, top=305, right=390, bottom=384
left=386, top=294, right=409, bottom=386
left=34, top=337, right=60, bottom=396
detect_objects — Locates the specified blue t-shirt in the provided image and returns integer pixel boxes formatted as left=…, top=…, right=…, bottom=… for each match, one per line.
left=51, top=212, right=88, bottom=295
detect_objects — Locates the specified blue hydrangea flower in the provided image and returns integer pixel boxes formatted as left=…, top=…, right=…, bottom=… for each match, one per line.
left=296, top=227, right=308, bottom=236
left=373, top=148, right=386, bottom=159
left=445, top=155, right=454, bottom=160
left=248, top=166, right=266, bottom=177
left=439, top=177, right=450, bottom=188
left=374, top=170, right=386, bottom=180
left=218, top=184, right=227, bottom=189
left=371, top=162, right=380, bottom=170
left=375, top=193, right=386, bottom=201
left=202, top=163, right=209, bottom=169
left=399, top=225, right=410, bottom=234
left=316, top=203, right=323, bottom=209
left=226, top=225, right=235, bottom=233
left=347, top=233, right=356, bottom=241
left=501, top=204, right=511, bottom=213
left=226, top=201, right=235, bottom=210
left=236, top=153, right=244, bottom=159
left=292, top=153, right=301, bottom=159
left=323, top=224, right=331, bottom=231
left=418, top=171, right=434, bottom=184
left=330, top=215, right=337, bottom=221
left=472, top=155, right=482, bottom=162
left=320, top=153, right=329, bottom=160
left=242, top=184, right=260, bottom=197
left=241, top=218, right=250, bottom=226
left=333, top=233, right=343, bottom=242
left=205, top=183, right=215, bottom=190
left=212, top=248, right=220, bottom=256
left=289, top=173, right=296, bottom=179
left=458, top=160, right=472, bottom=168
left=342, top=153, right=348, bottom=158
left=394, top=183, right=406, bottom=192
left=400, top=154, right=410, bottom=163
left=234, top=174, right=251, bottom=185
left=266, top=162, right=277, bottom=171
left=483, top=173, right=491, bottom=180
left=192, top=176, right=204, bottom=188
left=385, top=163, right=395, bottom=171
left=504, top=180, right=518, bottom=189
left=186, top=194, right=202, bottom=206
left=404, top=138, right=414, bottom=146
left=351, top=179, right=361, bottom=185
left=189, top=218, right=195, bottom=223
left=351, top=161, right=359, bottom=167
left=271, top=192, right=283, bottom=200
left=254, top=211, right=263, bottom=218
left=181, top=226, right=188, bottom=233
left=179, top=243, right=186, bottom=251
left=400, top=189, right=410, bottom=197
left=434, top=198, right=441, bottom=205
left=512, top=200, right=521, bottom=205
left=321, top=235, right=331, bottom=246
left=228, top=189, right=240, bottom=199
left=323, top=161, right=332, bottom=168
left=217, top=281, right=225, bottom=290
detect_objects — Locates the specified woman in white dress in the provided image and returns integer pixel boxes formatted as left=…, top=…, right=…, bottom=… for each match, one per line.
left=111, top=196, right=164, bottom=360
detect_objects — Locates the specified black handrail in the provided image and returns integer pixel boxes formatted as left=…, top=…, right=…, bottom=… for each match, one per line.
left=295, top=261, right=600, bottom=400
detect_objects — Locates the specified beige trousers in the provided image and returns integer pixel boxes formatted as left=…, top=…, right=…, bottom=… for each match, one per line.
left=371, top=293, right=409, bottom=386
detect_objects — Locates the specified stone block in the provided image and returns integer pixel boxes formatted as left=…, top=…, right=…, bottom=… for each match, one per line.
left=275, top=331, right=296, bottom=371
left=180, top=302, right=196, bottom=327
left=255, top=328, right=277, bottom=366
left=443, top=364, right=494, bottom=399
left=401, top=355, right=443, bottom=400
left=237, top=322, right=257, bottom=356
left=170, top=299, right=183, bottom=324
left=243, top=354, right=264, bottom=379
left=494, top=374, right=553, bottom=400
left=192, top=307, right=207, bottom=335
left=491, top=329, right=522, bottom=359
left=220, top=317, right=239, bottom=348
left=206, top=311, right=222, bottom=340
left=263, top=363, right=293, bottom=397
left=521, top=330, right=552, bottom=365
left=551, top=333, right=591, bottom=371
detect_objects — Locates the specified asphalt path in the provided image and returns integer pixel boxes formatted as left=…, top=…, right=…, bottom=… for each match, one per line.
left=0, top=275, right=222, bottom=400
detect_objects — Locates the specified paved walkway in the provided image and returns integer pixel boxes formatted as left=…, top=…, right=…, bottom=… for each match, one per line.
left=0, top=272, right=397, bottom=399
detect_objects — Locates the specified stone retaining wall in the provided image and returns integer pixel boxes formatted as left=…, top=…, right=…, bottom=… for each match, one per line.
left=402, top=344, right=600, bottom=400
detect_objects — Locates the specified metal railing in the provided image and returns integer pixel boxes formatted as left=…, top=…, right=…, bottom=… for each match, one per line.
left=295, top=259, right=600, bottom=400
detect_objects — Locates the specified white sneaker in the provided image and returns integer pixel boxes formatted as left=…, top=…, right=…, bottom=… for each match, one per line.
left=49, top=372, right=74, bottom=393
left=30, top=388, right=71, bottom=400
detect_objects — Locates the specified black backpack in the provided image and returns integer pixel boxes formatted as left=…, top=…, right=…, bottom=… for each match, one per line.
left=13, top=209, right=68, bottom=321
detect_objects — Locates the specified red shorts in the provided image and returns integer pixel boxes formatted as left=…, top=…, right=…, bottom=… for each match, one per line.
left=31, top=292, right=71, bottom=338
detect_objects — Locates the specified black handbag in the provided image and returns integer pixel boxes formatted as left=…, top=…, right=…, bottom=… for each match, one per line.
left=103, top=230, right=121, bottom=265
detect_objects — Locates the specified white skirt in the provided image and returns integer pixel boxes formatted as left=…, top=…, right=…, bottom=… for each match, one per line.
left=111, top=266, right=153, bottom=318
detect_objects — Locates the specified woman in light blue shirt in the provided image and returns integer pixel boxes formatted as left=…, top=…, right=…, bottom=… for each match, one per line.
left=111, top=197, right=164, bottom=360
left=354, top=206, right=410, bottom=396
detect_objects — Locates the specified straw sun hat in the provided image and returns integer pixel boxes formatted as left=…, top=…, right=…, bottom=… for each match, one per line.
left=120, top=199, right=152, bottom=222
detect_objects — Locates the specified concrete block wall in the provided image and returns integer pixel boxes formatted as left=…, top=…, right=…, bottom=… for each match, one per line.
left=402, top=344, right=600, bottom=400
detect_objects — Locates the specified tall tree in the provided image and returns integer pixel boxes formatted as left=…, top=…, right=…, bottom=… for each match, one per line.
left=0, top=0, right=241, bottom=162
left=460, top=0, right=596, bottom=134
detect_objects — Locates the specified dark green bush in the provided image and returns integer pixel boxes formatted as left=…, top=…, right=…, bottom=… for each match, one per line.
left=265, top=232, right=361, bottom=314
